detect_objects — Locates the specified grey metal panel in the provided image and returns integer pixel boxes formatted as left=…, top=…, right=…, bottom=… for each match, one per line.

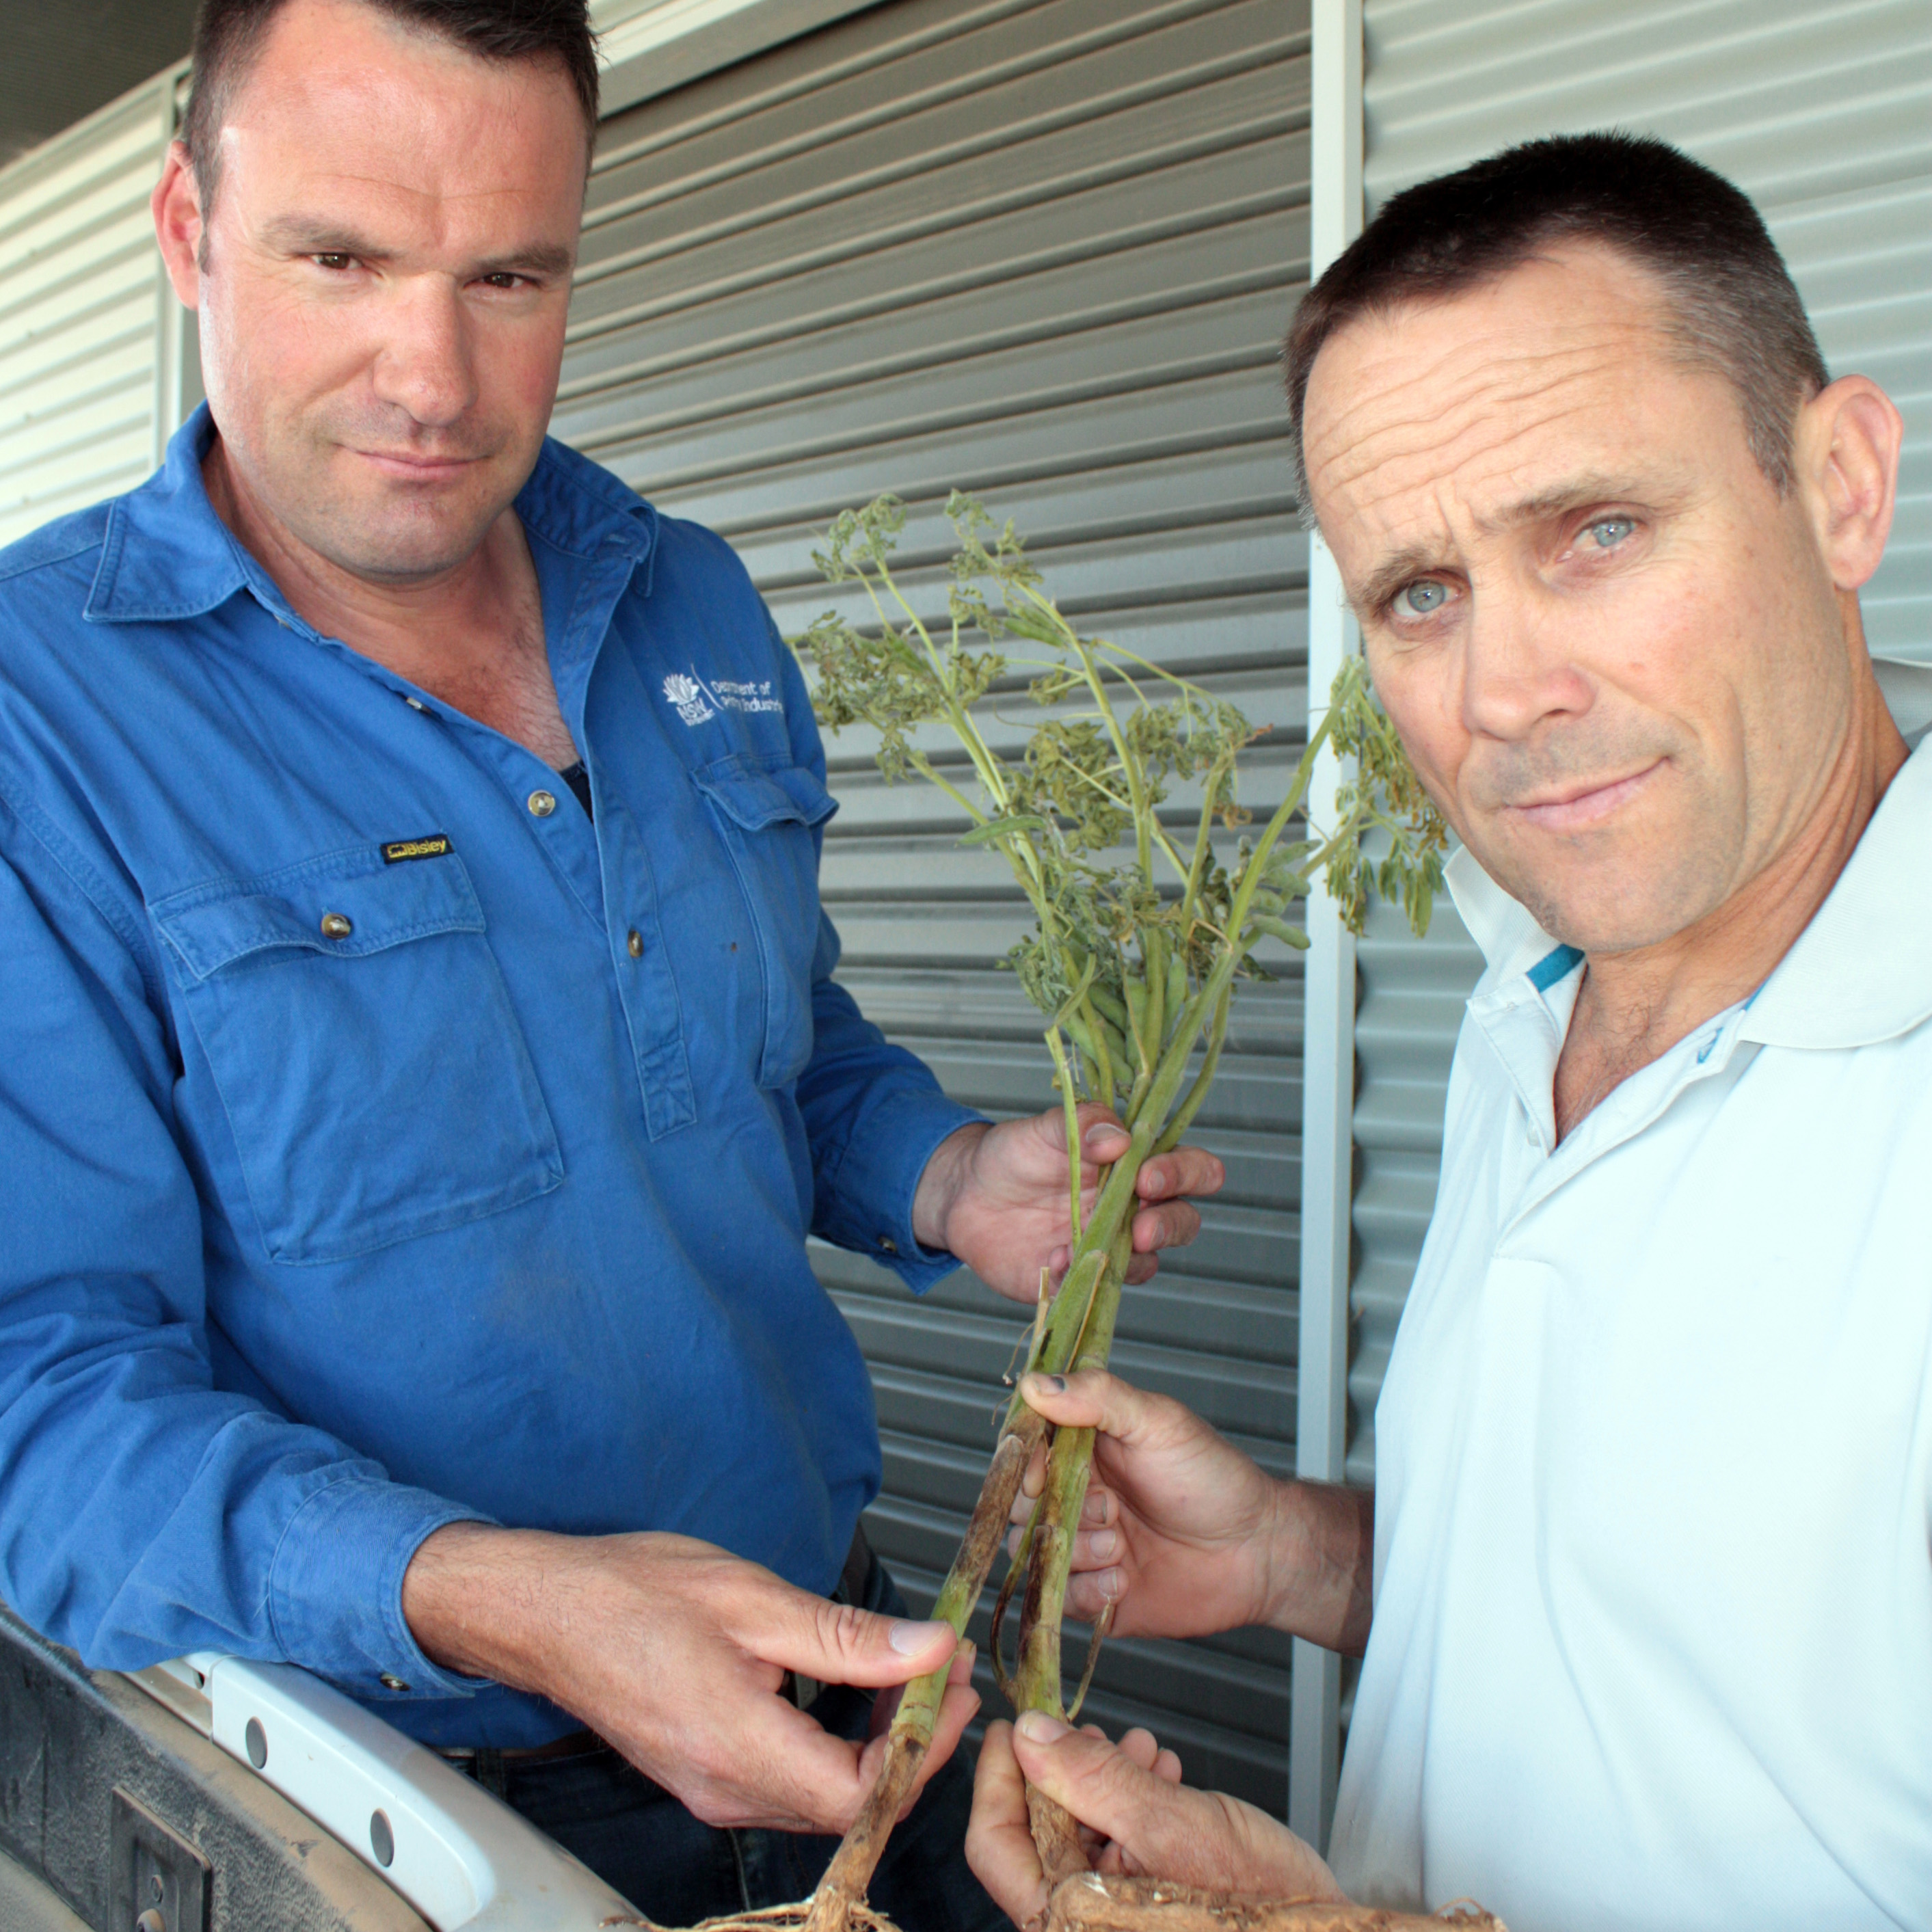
left=566, top=0, right=1313, bottom=1812
left=0, top=77, right=174, bottom=548
left=1346, top=0, right=1932, bottom=1478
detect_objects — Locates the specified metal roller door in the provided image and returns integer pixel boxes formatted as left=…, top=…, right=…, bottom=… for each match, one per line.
left=1343, top=0, right=1932, bottom=1476
left=0, top=70, right=188, bottom=550
left=559, top=0, right=1315, bottom=1810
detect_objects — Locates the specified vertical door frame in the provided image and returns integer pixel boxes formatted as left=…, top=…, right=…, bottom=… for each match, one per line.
left=1289, top=0, right=1363, bottom=1855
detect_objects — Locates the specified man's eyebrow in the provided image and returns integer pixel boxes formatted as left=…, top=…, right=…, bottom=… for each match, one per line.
left=1350, top=474, right=1668, bottom=614
left=474, top=242, right=575, bottom=280
left=1473, top=474, right=1654, bottom=533
left=257, top=218, right=574, bottom=280
left=259, top=217, right=391, bottom=259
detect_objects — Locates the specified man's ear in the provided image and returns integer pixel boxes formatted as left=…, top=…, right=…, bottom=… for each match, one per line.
left=1793, top=374, right=1901, bottom=593
left=152, top=141, right=204, bottom=310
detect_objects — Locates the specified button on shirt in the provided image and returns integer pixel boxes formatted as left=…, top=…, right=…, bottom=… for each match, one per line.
left=0, top=408, right=979, bottom=1746
left=1329, top=740, right=1932, bottom=1932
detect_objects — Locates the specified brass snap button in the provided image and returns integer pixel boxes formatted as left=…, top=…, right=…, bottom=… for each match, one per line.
left=320, top=912, right=353, bottom=939
left=527, top=789, right=558, bottom=818
left=626, top=929, right=643, bottom=958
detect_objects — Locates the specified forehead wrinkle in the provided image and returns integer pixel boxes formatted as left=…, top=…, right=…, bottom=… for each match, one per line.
left=1313, top=346, right=1647, bottom=502
left=1311, top=315, right=1658, bottom=455
left=1326, top=386, right=1648, bottom=558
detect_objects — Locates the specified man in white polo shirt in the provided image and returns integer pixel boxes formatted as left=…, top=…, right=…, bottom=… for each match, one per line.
left=960, top=133, right=1932, bottom=1931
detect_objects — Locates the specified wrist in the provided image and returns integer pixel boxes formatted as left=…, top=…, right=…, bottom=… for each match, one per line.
left=1261, top=1478, right=1375, bottom=1654
left=911, top=1121, right=991, bottom=1252
left=401, top=1520, right=582, bottom=1693
left=1257, top=1475, right=1304, bottom=1634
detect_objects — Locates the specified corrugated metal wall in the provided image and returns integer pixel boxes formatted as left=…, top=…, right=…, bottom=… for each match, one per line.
left=1345, top=0, right=1932, bottom=1478
left=559, top=0, right=1315, bottom=1810
left=0, top=73, right=180, bottom=550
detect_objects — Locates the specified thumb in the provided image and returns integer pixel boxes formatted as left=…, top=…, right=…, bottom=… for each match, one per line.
left=1012, top=1713, right=1342, bottom=1901
left=745, top=1585, right=956, bottom=1688
left=1018, top=1367, right=1166, bottom=1443
left=1010, top=1712, right=1174, bottom=1848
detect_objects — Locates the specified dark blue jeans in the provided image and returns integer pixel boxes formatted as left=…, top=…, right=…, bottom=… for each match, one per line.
left=458, top=1562, right=1006, bottom=1932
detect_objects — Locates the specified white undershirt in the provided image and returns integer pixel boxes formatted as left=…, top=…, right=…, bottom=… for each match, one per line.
left=1328, top=740, right=1932, bottom=1932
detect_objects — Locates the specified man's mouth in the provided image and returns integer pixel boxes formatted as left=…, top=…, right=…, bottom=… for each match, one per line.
left=1506, top=760, right=1663, bottom=833
left=352, top=448, right=482, bottom=484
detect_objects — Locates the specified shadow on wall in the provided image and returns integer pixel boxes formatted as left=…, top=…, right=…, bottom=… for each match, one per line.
left=0, top=0, right=198, bottom=169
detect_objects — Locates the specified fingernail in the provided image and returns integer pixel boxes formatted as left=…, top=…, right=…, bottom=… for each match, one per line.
left=1016, top=1710, right=1070, bottom=1743
left=1090, top=1529, right=1118, bottom=1559
left=889, top=1620, right=950, bottom=1656
left=1021, top=1372, right=1068, bottom=1397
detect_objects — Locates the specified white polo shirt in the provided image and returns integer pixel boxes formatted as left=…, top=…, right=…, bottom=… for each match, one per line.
left=1328, top=740, right=1932, bottom=1931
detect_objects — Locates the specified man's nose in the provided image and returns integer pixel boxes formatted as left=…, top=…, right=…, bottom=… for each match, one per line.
left=369, top=277, right=478, bottom=429
left=1460, top=586, right=1591, bottom=741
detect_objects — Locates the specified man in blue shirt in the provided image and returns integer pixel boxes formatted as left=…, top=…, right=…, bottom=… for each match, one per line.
left=0, top=1, right=1220, bottom=1921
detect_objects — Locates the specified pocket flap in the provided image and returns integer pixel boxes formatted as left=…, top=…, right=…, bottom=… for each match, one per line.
left=152, top=844, right=484, bottom=982
left=692, top=760, right=837, bottom=832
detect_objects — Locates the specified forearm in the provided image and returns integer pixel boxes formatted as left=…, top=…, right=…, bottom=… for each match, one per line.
left=1263, top=1479, right=1375, bottom=1656
left=401, top=1520, right=593, bottom=1698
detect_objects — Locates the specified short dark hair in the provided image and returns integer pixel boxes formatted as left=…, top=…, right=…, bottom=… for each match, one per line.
left=183, top=0, right=600, bottom=209
left=1284, top=131, right=1829, bottom=509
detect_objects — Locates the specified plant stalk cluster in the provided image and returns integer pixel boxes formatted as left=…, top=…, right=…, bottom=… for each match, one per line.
left=790, top=494, right=1445, bottom=1932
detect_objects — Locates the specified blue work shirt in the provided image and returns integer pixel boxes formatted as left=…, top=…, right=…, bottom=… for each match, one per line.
left=0, top=407, right=978, bottom=1745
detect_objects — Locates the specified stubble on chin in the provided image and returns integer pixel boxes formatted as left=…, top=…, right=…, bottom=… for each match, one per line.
left=263, top=420, right=520, bottom=584
left=1474, top=792, right=1739, bottom=957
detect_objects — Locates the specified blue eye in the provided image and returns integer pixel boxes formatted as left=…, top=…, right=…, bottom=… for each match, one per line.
left=1584, top=516, right=1635, bottom=548
left=1396, top=580, right=1449, bottom=616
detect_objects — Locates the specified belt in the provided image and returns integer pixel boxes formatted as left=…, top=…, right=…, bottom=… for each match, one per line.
left=435, top=1524, right=874, bottom=1767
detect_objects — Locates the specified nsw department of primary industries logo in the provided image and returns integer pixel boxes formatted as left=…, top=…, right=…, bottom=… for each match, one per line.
left=662, top=672, right=716, bottom=725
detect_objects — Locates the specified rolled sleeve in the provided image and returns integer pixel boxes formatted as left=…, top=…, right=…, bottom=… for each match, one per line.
left=816, top=1080, right=986, bottom=1292
left=268, top=1472, right=494, bottom=1701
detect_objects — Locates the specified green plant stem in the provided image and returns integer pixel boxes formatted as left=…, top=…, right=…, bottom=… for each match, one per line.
left=1141, top=930, right=1168, bottom=1074
left=1153, top=980, right=1233, bottom=1157
left=1012, top=1225, right=1129, bottom=1708
left=1045, top=1024, right=1084, bottom=1246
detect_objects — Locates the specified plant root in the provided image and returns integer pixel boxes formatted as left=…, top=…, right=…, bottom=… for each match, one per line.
left=598, top=1904, right=904, bottom=1932
left=1041, top=1875, right=1507, bottom=1932
left=1025, top=1783, right=1092, bottom=1890
left=600, top=1878, right=1503, bottom=1932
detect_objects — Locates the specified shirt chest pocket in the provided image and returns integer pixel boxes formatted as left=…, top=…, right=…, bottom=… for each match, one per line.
left=690, top=760, right=836, bottom=1089
left=151, top=847, right=563, bottom=1265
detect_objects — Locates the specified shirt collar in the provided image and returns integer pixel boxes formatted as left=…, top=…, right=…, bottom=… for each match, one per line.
left=1445, top=736, right=1932, bottom=1051
left=84, top=402, right=656, bottom=626
left=1741, top=736, right=1932, bottom=1049
left=1445, top=841, right=1565, bottom=987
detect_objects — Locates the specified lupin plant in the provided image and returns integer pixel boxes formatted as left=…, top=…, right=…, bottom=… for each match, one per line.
left=737, top=492, right=1445, bottom=1932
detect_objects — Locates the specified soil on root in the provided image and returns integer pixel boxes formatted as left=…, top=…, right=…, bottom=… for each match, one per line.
left=599, top=1880, right=1503, bottom=1932
left=1041, top=1876, right=1506, bottom=1932
left=598, top=1905, right=902, bottom=1932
